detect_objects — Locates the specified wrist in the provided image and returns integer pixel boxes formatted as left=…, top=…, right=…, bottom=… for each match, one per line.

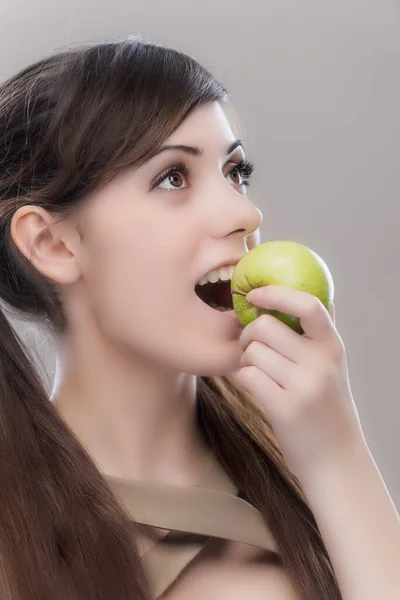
left=293, top=432, right=370, bottom=490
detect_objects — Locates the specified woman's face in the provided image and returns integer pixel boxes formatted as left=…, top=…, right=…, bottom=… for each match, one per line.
left=72, top=101, right=262, bottom=376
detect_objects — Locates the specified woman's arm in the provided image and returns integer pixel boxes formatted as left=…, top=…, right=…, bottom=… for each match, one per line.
left=299, top=438, right=400, bottom=600
left=232, top=284, right=400, bottom=599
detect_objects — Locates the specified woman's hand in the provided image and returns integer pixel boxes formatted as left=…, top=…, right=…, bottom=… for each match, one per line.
left=230, top=285, right=366, bottom=481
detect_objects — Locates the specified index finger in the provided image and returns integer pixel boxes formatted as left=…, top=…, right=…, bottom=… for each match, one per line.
left=246, top=285, right=335, bottom=342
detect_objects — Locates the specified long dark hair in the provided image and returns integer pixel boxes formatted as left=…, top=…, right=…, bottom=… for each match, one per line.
left=0, top=37, right=341, bottom=599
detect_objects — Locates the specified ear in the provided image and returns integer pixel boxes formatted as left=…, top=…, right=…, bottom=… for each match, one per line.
left=10, top=205, right=82, bottom=286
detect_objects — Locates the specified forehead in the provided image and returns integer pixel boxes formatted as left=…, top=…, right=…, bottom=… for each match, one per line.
left=165, top=102, right=237, bottom=150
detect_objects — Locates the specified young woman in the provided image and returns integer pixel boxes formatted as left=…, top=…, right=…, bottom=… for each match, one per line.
left=0, top=36, right=398, bottom=600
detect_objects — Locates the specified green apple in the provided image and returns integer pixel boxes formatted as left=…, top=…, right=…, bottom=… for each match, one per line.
left=231, top=240, right=334, bottom=333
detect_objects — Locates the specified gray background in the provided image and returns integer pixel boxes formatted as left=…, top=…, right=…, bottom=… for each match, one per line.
left=1, top=0, right=399, bottom=508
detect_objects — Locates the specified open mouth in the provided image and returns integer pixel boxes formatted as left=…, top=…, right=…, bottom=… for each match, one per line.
left=194, top=280, right=234, bottom=312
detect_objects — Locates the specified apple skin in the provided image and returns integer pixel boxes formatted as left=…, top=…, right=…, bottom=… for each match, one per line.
left=231, top=241, right=334, bottom=334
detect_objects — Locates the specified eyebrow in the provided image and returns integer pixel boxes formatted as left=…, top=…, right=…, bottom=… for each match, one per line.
left=153, top=139, right=244, bottom=158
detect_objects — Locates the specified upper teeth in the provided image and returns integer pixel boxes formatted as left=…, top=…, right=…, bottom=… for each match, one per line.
left=197, top=265, right=236, bottom=286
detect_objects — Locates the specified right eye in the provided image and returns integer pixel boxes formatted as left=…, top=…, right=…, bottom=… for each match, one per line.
left=154, top=164, right=191, bottom=192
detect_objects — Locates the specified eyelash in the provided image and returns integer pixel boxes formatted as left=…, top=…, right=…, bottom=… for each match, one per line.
left=152, top=160, right=255, bottom=192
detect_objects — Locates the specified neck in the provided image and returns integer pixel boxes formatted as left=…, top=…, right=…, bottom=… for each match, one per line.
left=51, top=330, right=212, bottom=486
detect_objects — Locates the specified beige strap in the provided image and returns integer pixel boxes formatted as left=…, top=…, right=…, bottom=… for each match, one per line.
left=142, top=532, right=210, bottom=598
left=107, top=457, right=279, bottom=552
left=106, top=456, right=280, bottom=598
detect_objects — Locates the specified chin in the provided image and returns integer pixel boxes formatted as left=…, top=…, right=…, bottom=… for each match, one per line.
left=184, top=339, right=243, bottom=377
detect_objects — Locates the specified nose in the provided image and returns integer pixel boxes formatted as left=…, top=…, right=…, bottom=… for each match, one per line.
left=219, top=194, right=263, bottom=243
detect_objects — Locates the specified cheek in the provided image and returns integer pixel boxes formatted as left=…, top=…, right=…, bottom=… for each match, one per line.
left=78, top=204, right=238, bottom=371
left=82, top=223, right=190, bottom=339
left=90, top=243, right=176, bottom=312
left=81, top=232, right=244, bottom=375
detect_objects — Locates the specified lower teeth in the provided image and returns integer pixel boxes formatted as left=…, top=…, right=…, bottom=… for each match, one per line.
left=209, top=302, right=231, bottom=312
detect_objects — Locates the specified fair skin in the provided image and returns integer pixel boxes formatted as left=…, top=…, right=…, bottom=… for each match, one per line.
left=11, top=101, right=262, bottom=485
left=11, top=100, right=400, bottom=599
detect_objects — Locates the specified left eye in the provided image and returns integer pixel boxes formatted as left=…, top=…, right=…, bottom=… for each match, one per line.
left=226, top=166, right=244, bottom=185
